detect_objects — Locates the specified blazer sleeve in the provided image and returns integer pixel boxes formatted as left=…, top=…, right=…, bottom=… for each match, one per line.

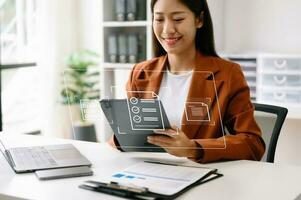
left=193, top=64, right=266, bottom=163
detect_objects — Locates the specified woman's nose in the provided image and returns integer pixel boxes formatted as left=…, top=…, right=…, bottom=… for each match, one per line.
left=163, top=20, right=176, bottom=34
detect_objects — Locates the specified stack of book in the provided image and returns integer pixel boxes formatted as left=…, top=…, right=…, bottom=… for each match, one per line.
left=107, top=33, right=146, bottom=63
left=115, top=0, right=146, bottom=21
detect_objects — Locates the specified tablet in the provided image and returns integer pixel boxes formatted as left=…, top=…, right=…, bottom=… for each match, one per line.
left=100, top=98, right=171, bottom=152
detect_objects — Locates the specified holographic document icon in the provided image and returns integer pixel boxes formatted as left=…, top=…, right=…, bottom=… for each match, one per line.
left=126, top=93, right=166, bottom=131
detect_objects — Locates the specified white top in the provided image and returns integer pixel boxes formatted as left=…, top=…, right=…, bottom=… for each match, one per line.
left=158, top=70, right=193, bottom=128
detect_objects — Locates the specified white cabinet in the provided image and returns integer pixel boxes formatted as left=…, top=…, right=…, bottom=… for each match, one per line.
left=257, top=55, right=301, bottom=107
left=223, top=54, right=301, bottom=118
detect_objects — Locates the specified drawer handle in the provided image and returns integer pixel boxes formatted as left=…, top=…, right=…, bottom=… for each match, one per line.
left=273, top=76, right=287, bottom=85
left=274, top=59, right=287, bottom=69
left=273, top=92, right=286, bottom=101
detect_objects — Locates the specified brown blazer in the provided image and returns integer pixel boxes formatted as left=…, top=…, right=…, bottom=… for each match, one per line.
left=109, top=52, right=265, bottom=163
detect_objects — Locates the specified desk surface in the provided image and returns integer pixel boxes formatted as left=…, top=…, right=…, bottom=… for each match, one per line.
left=0, top=134, right=300, bottom=200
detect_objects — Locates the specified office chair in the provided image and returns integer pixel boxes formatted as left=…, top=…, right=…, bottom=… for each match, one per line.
left=253, top=103, right=288, bottom=163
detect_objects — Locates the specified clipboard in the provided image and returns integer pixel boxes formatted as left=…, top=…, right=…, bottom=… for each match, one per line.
left=79, top=171, right=223, bottom=200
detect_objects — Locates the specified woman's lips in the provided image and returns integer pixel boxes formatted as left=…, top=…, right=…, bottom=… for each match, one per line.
left=163, top=37, right=181, bottom=46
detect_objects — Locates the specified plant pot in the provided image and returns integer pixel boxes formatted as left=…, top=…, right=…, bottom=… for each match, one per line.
left=72, top=122, right=97, bottom=142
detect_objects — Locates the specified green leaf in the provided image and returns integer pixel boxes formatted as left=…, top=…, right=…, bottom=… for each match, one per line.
left=61, top=50, right=100, bottom=105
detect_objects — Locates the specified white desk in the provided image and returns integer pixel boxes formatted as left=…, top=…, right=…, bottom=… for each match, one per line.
left=0, top=134, right=301, bottom=200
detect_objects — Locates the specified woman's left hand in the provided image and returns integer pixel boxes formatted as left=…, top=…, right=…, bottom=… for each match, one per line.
left=147, top=126, right=200, bottom=158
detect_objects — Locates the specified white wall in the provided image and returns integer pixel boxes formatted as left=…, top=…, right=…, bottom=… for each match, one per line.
left=223, top=0, right=301, bottom=54
left=78, top=0, right=101, bottom=54
left=207, top=0, right=226, bottom=52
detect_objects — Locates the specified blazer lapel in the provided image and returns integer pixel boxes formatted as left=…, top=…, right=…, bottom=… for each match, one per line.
left=134, top=55, right=167, bottom=99
left=181, top=53, right=224, bottom=139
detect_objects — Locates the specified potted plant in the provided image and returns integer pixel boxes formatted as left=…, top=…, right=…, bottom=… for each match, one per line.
left=61, top=50, right=100, bottom=142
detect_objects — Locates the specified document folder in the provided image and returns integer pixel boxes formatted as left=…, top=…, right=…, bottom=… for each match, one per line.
left=79, top=173, right=222, bottom=200
left=79, top=162, right=222, bottom=199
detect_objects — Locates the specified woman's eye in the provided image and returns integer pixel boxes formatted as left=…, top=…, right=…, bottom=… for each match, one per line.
left=174, top=18, right=184, bottom=22
left=155, top=19, right=164, bottom=22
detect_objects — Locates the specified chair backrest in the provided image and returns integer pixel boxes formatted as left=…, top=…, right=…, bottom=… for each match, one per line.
left=253, top=103, right=288, bottom=163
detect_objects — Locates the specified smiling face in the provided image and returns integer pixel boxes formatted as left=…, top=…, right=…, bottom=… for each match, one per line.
left=152, top=0, right=203, bottom=56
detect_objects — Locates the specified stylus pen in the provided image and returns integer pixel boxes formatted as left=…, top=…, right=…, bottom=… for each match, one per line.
left=144, top=160, right=216, bottom=170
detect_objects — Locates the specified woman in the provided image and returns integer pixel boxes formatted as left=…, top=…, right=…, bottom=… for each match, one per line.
left=110, top=0, right=265, bottom=163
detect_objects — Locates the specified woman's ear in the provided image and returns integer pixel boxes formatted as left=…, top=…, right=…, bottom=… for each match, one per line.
left=196, top=11, right=204, bottom=28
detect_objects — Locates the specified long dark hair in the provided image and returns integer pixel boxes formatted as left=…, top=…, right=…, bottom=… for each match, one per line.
left=151, top=0, right=219, bottom=57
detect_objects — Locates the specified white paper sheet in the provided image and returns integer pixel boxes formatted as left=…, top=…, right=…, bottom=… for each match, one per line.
left=110, top=162, right=214, bottom=196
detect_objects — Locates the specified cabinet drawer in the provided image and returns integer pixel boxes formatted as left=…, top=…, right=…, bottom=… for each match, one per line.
left=262, top=74, right=301, bottom=86
left=262, top=57, right=301, bottom=71
left=261, top=90, right=301, bottom=103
